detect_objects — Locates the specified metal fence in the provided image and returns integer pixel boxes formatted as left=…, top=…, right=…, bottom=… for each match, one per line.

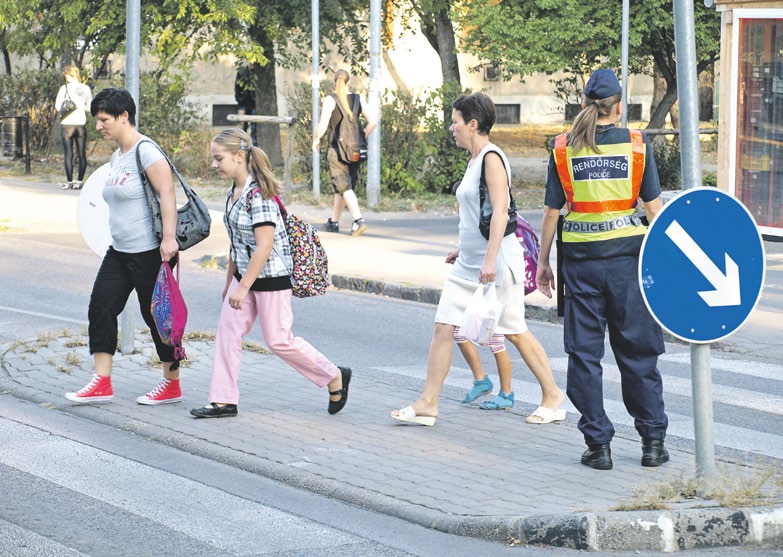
left=0, top=115, right=31, bottom=174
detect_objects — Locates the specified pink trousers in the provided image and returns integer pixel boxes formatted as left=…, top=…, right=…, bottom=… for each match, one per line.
left=208, top=279, right=340, bottom=404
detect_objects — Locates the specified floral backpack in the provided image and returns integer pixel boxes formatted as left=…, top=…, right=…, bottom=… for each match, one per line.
left=246, top=188, right=330, bottom=298
left=150, top=255, right=188, bottom=361
left=514, top=215, right=540, bottom=295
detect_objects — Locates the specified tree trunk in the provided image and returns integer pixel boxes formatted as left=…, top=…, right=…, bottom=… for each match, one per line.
left=650, top=66, right=666, bottom=122
left=669, top=100, right=680, bottom=130
left=698, top=66, right=715, bottom=121
left=648, top=88, right=678, bottom=130
left=648, top=49, right=678, bottom=130
left=434, top=6, right=460, bottom=86
left=1, top=29, right=11, bottom=74
left=2, top=47, right=10, bottom=75
left=382, top=49, right=409, bottom=93
left=248, top=28, right=283, bottom=167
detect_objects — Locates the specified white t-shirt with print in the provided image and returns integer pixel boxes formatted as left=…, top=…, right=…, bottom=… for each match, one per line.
left=103, top=137, right=166, bottom=253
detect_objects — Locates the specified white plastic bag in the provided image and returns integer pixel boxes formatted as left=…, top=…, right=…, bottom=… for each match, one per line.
left=460, top=283, right=500, bottom=346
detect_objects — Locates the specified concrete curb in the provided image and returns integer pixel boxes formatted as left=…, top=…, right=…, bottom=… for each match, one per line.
left=2, top=339, right=781, bottom=552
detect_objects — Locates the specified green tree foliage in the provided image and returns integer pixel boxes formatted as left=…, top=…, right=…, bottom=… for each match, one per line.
left=0, top=69, right=63, bottom=151
left=458, top=0, right=721, bottom=127
left=1, top=0, right=369, bottom=165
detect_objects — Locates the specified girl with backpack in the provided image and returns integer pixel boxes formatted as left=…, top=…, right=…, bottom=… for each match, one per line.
left=190, top=128, right=351, bottom=418
left=312, top=69, right=377, bottom=236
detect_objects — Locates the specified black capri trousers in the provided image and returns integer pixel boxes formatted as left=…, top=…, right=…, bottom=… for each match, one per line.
left=88, top=247, right=176, bottom=362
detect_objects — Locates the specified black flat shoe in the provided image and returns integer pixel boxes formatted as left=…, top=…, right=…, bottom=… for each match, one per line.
left=328, top=366, right=351, bottom=415
left=641, top=438, right=669, bottom=467
left=190, top=402, right=238, bottom=418
left=581, top=443, right=613, bottom=470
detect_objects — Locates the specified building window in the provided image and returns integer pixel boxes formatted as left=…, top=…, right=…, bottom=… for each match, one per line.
left=495, top=104, right=520, bottom=124
left=734, top=16, right=783, bottom=232
left=212, top=104, right=239, bottom=127
left=484, top=64, right=499, bottom=81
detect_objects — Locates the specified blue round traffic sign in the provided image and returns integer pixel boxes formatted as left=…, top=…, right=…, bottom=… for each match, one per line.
left=639, top=188, right=765, bottom=343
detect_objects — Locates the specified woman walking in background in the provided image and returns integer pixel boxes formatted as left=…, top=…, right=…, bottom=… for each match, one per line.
left=191, top=128, right=351, bottom=418
left=54, top=66, right=92, bottom=189
left=312, top=69, right=376, bottom=236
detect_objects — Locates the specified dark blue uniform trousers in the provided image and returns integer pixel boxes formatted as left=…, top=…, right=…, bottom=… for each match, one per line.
left=562, top=254, right=667, bottom=447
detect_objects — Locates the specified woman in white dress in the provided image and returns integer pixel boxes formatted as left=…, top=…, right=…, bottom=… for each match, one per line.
left=390, top=92, right=565, bottom=426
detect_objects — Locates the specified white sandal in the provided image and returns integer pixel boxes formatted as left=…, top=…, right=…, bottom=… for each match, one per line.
left=390, top=405, right=437, bottom=426
left=525, top=405, right=566, bottom=424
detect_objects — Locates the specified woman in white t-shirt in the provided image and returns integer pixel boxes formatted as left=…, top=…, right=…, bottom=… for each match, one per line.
left=54, top=66, right=92, bottom=189
left=390, top=92, right=566, bottom=427
left=64, top=87, right=183, bottom=407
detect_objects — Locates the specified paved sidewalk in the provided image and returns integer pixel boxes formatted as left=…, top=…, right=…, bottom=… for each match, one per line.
left=2, top=331, right=781, bottom=552
left=1, top=176, right=782, bottom=551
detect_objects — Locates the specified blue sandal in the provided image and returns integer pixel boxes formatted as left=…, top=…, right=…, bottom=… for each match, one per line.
left=479, top=391, right=514, bottom=410
left=462, top=376, right=493, bottom=403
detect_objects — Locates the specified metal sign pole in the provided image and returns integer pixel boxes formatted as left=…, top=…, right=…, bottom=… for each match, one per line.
left=621, top=0, right=629, bottom=128
left=672, top=0, right=716, bottom=482
left=119, top=0, right=141, bottom=354
left=311, top=0, right=320, bottom=201
left=366, top=0, right=382, bottom=207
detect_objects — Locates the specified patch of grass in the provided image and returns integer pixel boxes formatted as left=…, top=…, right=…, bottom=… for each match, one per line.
left=708, top=465, right=779, bottom=507
left=64, top=352, right=82, bottom=367
left=613, top=465, right=782, bottom=511
left=36, top=331, right=59, bottom=345
left=196, top=256, right=228, bottom=270
left=242, top=340, right=270, bottom=354
left=614, top=474, right=699, bottom=511
left=182, top=330, right=216, bottom=342
left=7, top=339, right=26, bottom=352
left=64, top=338, right=87, bottom=348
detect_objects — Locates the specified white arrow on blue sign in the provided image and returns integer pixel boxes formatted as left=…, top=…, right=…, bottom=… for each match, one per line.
left=639, top=188, right=765, bottom=344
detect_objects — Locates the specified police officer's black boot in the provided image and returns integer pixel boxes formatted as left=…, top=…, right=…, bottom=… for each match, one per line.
left=581, top=443, right=612, bottom=470
left=641, top=439, right=669, bottom=467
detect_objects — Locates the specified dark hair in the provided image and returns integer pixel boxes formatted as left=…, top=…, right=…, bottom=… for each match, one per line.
left=91, top=87, right=137, bottom=126
left=452, top=93, right=496, bottom=135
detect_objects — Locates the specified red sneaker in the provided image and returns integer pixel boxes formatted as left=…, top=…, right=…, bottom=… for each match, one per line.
left=136, top=378, right=182, bottom=405
left=65, top=375, right=113, bottom=403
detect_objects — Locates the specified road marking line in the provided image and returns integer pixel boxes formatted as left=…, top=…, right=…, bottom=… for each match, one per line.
left=548, top=357, right=783, bottom=416
left=0, top=305, right=86, bottom=325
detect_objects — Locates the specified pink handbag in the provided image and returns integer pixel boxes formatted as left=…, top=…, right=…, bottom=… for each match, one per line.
left=150, top=254, right=188, bottom=361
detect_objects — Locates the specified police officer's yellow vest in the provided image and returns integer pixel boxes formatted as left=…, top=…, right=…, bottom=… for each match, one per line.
left=553, top=130, right=646, bottom=243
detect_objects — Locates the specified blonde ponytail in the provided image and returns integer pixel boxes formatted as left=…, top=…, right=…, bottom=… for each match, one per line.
left=568, top=93, right=622, bottom=154
left=334, top=69, right=354, bottom=123
left=248, top=147, right=282, bottom=199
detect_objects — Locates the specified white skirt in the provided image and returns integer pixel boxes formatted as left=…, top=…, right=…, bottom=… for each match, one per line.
left=434, top=265, right=528, bottom=334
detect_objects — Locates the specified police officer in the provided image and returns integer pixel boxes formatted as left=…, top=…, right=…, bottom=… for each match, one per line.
left=537, top=69, right=668, bottom=470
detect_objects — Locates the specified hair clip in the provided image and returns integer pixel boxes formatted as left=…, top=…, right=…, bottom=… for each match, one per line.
left=240, top=139, right=253, bottom=152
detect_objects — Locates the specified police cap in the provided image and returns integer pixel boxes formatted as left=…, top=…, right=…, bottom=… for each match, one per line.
left=584, top=69, right=622, bottom=100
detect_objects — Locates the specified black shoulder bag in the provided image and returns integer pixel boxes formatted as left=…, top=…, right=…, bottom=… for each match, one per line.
left=478, top=150, right=517, bottom=240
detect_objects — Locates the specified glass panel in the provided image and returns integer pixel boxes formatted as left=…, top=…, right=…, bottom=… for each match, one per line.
left=736, top=18, right=783, bottom=228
